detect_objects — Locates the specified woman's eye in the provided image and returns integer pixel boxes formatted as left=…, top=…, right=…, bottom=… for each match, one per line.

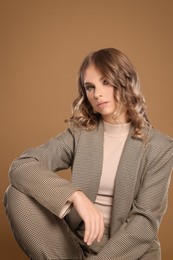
left=103, top=79, right=109, bottom=85
left=85, top=85, right=94, bottom=91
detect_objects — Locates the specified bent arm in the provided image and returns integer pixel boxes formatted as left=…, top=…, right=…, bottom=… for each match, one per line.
left=8, top=128, right=80, bottom=217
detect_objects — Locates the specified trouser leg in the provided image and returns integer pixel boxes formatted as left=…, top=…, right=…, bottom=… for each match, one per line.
left=3, top=185, right=84, bottom=260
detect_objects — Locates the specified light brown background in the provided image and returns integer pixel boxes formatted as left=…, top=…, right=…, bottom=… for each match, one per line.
left=0, top=0, right=173, bottom=259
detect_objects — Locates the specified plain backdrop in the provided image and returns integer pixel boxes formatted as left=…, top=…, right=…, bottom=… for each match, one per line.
left=0, top=0, right=173, bottom=259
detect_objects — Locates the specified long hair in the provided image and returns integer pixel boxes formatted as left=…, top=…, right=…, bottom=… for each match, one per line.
left=67, top=48, right=151, bottom=140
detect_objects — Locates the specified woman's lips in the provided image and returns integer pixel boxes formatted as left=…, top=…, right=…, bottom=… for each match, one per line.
left=97, top=101, right=109, bottom=108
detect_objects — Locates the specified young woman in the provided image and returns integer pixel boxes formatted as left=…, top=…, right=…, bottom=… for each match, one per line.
left=4, top=48, right=173, bottom=259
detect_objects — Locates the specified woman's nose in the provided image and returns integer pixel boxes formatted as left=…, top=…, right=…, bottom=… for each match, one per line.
left=94, top=93, right=102, bottom=99
left=94, top=88, right=103, bottom=99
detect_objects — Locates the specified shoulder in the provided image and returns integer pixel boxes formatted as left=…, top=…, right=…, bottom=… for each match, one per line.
left=145, top=127, right=173, bottom=166
left=68, top=120, right=104, bottom=138
left=147, top=128, right=173, bottom=149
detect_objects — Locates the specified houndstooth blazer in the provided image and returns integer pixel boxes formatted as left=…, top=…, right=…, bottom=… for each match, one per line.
left=9, top=121, right=173, bottom=259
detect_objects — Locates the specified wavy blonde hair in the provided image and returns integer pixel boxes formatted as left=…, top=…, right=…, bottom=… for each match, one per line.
left=67, top=48, right=151, bottom=140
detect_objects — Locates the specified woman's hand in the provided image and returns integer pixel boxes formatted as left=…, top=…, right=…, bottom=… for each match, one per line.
left=68, top=191, right=105, bottom=245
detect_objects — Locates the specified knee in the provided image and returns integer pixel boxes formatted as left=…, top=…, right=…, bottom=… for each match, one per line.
left=4, top=185, right=22, bottom=211
left=3, top=185, right=15, bottom=211
left=3, top=185, right=32, bottom=226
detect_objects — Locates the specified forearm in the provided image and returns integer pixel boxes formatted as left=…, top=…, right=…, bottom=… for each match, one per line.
left=9, top=158, right=78, bottom=217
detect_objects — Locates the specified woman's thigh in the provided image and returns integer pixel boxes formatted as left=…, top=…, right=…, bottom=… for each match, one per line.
left=4, top=185, right=84, bottom=260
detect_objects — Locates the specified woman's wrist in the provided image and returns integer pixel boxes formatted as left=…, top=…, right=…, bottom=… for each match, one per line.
left=68, top=190, right=81, bottom=203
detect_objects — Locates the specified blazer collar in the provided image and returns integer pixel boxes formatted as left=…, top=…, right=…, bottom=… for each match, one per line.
left=110, top=125, right=147, bottom=234
left=69, top=121, right=104, bottom=230
left=72, top=121, right=104, bottom=201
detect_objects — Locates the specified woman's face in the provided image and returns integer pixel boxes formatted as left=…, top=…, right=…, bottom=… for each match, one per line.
left=84, top=65, right=127, bottom=124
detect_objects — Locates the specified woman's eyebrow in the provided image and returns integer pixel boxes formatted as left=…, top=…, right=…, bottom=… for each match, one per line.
left=84, top=82, right=93, bottom=86
left=84, top=76, right=105, bottom=85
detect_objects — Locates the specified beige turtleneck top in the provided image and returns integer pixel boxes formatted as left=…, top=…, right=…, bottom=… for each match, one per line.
left=94, top=121, right=131, bottom=227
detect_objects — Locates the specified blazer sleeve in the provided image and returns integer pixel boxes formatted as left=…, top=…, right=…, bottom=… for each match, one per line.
left=8, top=127, right=81, bottom=218
left=88, top=132, right=173, bottom=260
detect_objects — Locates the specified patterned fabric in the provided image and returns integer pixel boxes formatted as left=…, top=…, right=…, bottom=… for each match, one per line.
left=4, top=186, right=85, bottom=259
left=4, top=121, right=173, bottom=259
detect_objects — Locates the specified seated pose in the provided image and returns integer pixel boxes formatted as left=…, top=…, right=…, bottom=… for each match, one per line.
left=4, top=48, right=173, bottom=260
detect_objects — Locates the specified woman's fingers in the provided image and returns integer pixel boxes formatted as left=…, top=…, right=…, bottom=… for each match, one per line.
left=84, top=217, right=92, bottom=244
left=84, top=211, right=104, bottom=245
left=97, top=212, right=104, bottom=242
left=68, top=191, right=105, bottom=245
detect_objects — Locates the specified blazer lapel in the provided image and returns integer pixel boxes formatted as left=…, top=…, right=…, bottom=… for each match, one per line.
left=110, top=126, right=146, bottom=235
left=72, top=121, right=104, bottom=201
left=67, top=122, right=104, bottom=230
